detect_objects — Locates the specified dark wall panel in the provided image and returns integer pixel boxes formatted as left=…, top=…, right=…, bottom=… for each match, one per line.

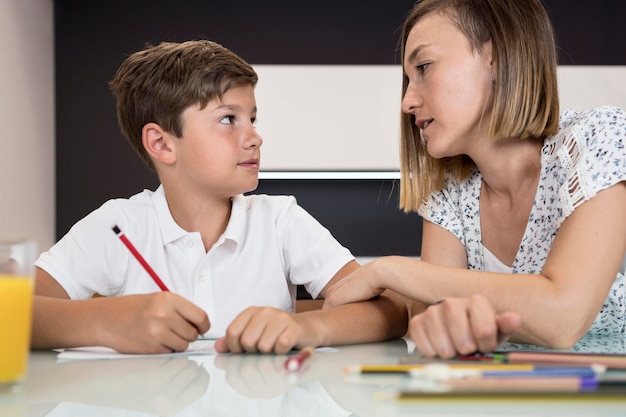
left=252, top=178, right=423, bottom=257
left=54, top=0, right=626, bottom=252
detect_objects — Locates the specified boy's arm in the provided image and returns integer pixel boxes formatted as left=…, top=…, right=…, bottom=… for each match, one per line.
left=313, top=260, right=409, bottom=344
left=32, top=267, right=210, bottom=353
left=214, top=261, right=409, bottom=354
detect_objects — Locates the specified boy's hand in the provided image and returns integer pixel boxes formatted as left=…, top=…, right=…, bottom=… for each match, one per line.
left=101, top=292, right=210, bottom=354
left=409, top=295, right=521, bottom=359
left=214, top=307, right=317, bottom=354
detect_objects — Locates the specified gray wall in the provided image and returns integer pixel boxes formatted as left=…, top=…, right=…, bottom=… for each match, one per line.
left=0, top=0, right=54, bottom=253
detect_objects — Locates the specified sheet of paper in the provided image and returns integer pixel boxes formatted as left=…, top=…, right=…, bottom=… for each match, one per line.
left=56, top=339, right=217, bottom=361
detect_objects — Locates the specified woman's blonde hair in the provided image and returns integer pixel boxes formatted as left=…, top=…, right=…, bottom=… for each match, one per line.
left=399, top=0, right=560, bottom=212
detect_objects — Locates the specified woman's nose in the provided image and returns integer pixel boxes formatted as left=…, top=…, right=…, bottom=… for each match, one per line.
left=401, top=83, right=422, bottom=114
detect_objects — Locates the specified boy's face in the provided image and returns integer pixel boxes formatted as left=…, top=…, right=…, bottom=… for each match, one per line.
left=174, top=84, right=262, bottom=199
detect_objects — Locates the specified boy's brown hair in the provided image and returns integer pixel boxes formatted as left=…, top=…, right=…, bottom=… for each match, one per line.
left=110, top=40, right=258, bottom=171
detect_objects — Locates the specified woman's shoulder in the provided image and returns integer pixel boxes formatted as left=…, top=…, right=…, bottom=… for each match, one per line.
left=559, top=105, right=626, bottom=133
left=546, top=106, right=625, bottom=155
left=418, top=169, right=480, bottom=215
left=544, top=106, right=626, bottom=215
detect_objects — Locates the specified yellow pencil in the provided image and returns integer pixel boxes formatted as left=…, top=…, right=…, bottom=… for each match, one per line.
left=344, top=363, right=536, bottom=374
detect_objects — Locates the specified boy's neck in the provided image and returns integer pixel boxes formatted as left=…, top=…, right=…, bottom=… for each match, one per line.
left=162, top=185, right=232, bottom=253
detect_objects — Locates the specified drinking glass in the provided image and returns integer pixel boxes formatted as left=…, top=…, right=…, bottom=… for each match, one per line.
left=0, top=236, right=36, bottom=391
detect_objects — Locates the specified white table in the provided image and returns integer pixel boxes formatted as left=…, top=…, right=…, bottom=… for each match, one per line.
left=1, top=337, right=625, bottom=417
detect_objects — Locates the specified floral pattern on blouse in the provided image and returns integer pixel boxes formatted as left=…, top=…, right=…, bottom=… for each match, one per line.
left=418, top=106, right=626, bottom=337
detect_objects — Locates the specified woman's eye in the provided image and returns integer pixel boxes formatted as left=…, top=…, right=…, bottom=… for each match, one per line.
left=219, top=115, right=235, bottom=125
left=416, top=63, right=430, bottom=74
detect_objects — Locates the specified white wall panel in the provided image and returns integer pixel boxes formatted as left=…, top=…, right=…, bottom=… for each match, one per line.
left=558, top=66, right=626, bottom=111
left=254, top=65, right=402, bottom=171
left=255, top=65, right=626, bottom=171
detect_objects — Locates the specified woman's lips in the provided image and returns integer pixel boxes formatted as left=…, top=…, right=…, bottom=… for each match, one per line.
left=416, top=119, right=433, bottom=131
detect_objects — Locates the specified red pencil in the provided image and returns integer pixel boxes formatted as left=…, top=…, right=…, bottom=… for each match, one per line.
left=284, top=347, right=315, bottom=372
left=112, top=225, right=170, bottom=292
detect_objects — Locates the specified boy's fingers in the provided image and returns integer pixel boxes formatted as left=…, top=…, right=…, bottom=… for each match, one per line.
left=214, top=337, right=229, bottom=353
left=223, top=309, right=257, bottom=353
left=170, top=293, right=211, bottom=335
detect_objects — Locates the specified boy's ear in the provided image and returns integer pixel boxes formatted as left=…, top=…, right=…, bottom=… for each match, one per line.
left=142, top=122, right=176, bottom=165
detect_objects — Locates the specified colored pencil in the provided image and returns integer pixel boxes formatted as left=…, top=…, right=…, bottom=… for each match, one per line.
left=408, top=363, right=606, bottom=380
left=284, top=347, right=315, bottom=372
left=443, top=375, right=600, bottom=392
left=457, top=351, right=626, bottom=369
left=344, top=363, right=537, bottom=374
left=112, top=225, right=170, bottom=292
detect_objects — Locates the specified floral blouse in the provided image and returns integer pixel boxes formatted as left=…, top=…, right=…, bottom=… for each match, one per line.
left=418, top=106, right=626, bottom=337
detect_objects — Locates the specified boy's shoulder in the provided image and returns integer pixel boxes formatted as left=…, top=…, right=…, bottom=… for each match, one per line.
left=75, top=188, right=161, bottom=230
left=99, top=188, right=161, bottom=213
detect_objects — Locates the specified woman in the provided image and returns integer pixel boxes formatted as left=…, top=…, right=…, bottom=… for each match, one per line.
left=325, top=0, right=626, bottom=358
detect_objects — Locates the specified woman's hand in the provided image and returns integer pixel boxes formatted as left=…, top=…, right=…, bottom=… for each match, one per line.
left=322, top=260, right=387, bottom=309
left=409, top=295, right=521, bottom=359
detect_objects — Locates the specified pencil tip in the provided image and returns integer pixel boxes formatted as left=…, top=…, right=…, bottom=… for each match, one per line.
left=343, top=365, right=359, bottom=373
left=112, top=225, right=121, bottom=234
left=591, top=364, right=607, bottom=374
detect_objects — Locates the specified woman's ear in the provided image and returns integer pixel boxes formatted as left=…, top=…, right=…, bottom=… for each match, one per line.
left=484, top=40, right=495, bottom=83
left=142, top=122, right=176, bottom=165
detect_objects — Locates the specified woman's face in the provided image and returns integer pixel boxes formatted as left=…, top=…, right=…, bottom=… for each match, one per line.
left=401, top=10, right=494, bottom=159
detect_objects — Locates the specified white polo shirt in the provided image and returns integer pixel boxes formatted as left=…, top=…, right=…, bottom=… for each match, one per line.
left=36, top=186, right=354, bottom=338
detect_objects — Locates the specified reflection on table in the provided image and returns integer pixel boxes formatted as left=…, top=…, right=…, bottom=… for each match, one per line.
left=0, top=335, right=624, bottom=417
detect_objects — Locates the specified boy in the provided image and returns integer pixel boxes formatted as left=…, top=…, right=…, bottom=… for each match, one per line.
left=32, top=40, right=407, bottom=354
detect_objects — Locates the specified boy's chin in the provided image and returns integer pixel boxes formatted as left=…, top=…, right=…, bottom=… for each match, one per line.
left=239, top=179, right=260, bottom=195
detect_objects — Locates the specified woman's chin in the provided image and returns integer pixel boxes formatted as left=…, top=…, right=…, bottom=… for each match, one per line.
left=425, top=142, right=450, bottom=160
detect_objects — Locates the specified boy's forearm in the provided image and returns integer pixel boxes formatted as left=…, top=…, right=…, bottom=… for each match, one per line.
left=305, top=291, right=408, bottom=347
left=31, top=296, right=103, bottom=350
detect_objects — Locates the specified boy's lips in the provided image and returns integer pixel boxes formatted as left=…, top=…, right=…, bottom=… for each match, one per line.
left=239, top=158, right=259, bottom=169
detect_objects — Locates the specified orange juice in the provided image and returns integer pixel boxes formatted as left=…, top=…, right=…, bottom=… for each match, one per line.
left=0, top=275, right=33, bottom=385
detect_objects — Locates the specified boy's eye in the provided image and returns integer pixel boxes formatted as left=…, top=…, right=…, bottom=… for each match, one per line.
left=219, top=115, right=235, bottom=125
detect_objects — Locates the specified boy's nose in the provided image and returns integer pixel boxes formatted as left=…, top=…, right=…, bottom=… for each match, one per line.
left=245, top=128, right=263, bottom=148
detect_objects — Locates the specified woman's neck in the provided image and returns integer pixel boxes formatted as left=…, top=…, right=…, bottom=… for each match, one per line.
left=473, top=136, right=543, bottom=199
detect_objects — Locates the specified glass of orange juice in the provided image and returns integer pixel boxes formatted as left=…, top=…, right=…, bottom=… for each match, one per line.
left=0, top=236, right=36, bottom=391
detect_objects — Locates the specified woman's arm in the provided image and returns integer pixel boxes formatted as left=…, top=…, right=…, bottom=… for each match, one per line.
left=325, top=182, right=626, bottom=348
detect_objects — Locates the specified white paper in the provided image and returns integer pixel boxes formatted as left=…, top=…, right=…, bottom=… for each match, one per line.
left=56, top=339, right=217, bottom=361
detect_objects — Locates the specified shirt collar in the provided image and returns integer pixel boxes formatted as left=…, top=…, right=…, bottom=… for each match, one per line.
left=223, top=194, right=247, bottom=246
left=152, top=185, right=189, bottom=245
left=152, top=185, right=248, bottom=247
